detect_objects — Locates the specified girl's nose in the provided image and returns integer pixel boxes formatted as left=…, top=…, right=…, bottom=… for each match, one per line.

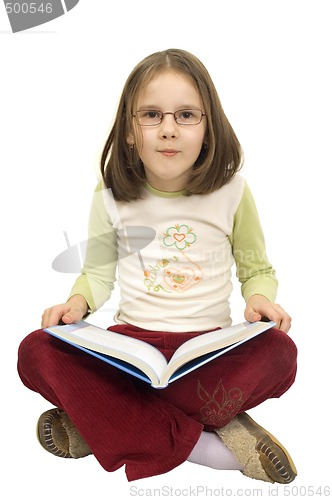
left=158, top=114, right=178, bottom=138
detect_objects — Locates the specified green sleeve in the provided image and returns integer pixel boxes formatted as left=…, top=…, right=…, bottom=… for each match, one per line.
left=230, top=182, right=278, bottom=302
left=68, top=182, right=118, bottom=312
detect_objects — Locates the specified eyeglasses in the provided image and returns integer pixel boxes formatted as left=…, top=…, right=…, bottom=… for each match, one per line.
left=132, top=109, right=206, bottom=126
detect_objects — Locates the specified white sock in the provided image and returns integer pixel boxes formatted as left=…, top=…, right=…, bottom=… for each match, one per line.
left=187, top=431, right=243, bottom=470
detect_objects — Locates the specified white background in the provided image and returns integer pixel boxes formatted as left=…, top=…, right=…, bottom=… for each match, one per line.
left=1, top=1, right=331, bottom=498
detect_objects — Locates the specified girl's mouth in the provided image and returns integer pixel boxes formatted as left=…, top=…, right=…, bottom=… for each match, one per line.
left=159, top=149, right=179, bottom=157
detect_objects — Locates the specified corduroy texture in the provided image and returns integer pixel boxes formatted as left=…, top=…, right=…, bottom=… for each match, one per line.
left=18, top=325, right=297, bottom=481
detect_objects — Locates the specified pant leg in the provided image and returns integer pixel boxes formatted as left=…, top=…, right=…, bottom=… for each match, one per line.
left=105, top=325, right=297, bottom=432
left=156, top=328, right=297, bottom=430
left=18, top=325, right=297, bottom=480
left=17, top=329, right=203, bottom=481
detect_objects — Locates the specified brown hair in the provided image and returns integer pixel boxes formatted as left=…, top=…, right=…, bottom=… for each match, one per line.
left=100, top=48, right=243, bottom=201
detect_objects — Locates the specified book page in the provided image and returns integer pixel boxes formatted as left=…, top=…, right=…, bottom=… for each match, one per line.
left=46, top=322, right=168, bottom=382
left=163, top=321, right=274, bottom=382
left=169, top=323, right=247, bottom=362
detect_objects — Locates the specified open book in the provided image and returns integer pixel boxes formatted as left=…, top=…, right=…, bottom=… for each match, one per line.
left=44, top=320, right=275, bottom=389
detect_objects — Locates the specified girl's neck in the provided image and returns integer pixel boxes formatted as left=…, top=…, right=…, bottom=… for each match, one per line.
left=145, top=182, right=185, bottom=198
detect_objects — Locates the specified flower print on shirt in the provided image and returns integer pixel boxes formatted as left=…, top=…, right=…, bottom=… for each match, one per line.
left=143, top=223, right=202, bottom=294
left=163, top=224, right=197, bottom=250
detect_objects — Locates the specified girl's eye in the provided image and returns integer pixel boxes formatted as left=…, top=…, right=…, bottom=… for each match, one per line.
left=143, top=111, right=160, bottom=119
left=180, top=111, right=194, bottom=120
left=136, top=110, right=163, bottom=125
left=176, top=110, right=202, bottom=124
left=135, top=110, right=163, bottom=126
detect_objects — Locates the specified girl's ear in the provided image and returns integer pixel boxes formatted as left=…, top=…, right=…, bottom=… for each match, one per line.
left=127, top=132, right=135, bottom=146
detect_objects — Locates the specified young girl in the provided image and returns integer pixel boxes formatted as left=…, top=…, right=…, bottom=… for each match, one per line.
left=18, top=48, right=297, bottom=484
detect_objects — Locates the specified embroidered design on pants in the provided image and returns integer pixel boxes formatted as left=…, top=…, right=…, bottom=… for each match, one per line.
left=197, top=379, right=244, bottom=426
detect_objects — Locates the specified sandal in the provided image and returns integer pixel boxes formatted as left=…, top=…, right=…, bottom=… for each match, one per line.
left=215, top=412, right=297, bottom=483
left=37, top=408, right=92, bottom=459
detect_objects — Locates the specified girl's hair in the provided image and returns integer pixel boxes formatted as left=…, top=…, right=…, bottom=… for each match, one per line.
left=100, top=48, right=243, bottom=201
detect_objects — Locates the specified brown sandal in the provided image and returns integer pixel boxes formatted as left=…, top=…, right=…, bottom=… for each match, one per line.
left=215, top=412, right=297, bottom=483
left=37, top=408, right=92, bottom=459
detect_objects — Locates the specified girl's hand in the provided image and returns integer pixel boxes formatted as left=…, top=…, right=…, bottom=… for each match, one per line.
left=244, top=294, right=292, bottom=333
left=41, top=294, right=88, bottom=328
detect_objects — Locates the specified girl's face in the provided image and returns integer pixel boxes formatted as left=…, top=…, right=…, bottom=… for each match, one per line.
left=131, top=71, right=206, bottom=192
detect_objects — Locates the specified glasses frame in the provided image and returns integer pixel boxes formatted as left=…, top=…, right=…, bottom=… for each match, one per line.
left=132, top=109, right=206, bottom=126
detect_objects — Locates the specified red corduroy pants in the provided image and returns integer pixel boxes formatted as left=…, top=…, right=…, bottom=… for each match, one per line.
left=17, top=324, right=297, bottom=481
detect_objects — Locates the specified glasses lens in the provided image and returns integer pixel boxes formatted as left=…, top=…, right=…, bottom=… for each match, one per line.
left=136, top=110, right=162, bottom=125
left=175, top=109, right=202, bottom=125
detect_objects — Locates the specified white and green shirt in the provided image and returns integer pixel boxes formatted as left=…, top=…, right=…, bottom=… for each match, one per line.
left=69, top=174, right=277, bottom=332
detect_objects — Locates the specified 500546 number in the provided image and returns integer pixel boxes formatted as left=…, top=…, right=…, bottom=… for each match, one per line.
left=5, top=3, right=53, bottom=14
left=283, top=485, right=331, bottom=496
